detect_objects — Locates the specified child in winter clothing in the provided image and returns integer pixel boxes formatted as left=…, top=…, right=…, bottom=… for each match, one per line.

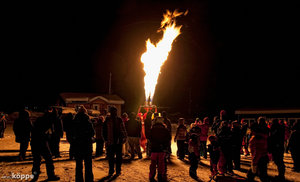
left=199, top=117, right=209, bottom=159
left=174, top=118, right=187, bottom=160
left=188, top=133, right=200, bottom=179
left=149, top=117, right=171, bottom=182
left=207, top=135, right=220, bottom=178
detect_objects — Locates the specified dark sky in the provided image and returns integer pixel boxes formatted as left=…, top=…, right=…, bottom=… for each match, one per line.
left=2, top=1, right=300, bottom=114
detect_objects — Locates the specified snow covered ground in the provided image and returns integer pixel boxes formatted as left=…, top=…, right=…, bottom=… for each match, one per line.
left=1, top=124, right=299, bottom=182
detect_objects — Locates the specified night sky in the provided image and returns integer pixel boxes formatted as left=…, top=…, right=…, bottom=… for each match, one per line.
left=1, top=1, right=300, bottom=115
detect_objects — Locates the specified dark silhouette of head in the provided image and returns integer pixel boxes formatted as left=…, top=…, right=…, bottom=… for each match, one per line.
left=190, top=133, right=198, bottom=143
left=146, top=111, right=153, bottom=120
left=162, top=111, right=167, bottom=118
left=109, top=106, right=117, bottom=117
left=129, top=112, right=136, bottom=120
left=208, top=135, right=217, bottom=142
left=232, top=120, right=239, bottom=128
left=271, top=118, right=279, bottom=126
left=77, top=105, right=87, bottom=114
left=122, top=112, right=128, bottom=119
left=102, top=109, right=108, bottom=116
left=257, top=117, right=266, bottom=126
left=178, top=118, right=185, bottom=125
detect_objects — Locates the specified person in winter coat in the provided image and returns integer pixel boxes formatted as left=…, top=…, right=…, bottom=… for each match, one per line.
left=207, top=135, right=220, bottom=178
left=13, top=107, right=32, bottom=160
left=240, top=119, right=250, bottom=156
left=174, top=118, right=187, bottom=160
left=126, top=112, right=142, bottom=159
left=144, top=111, right=153, bottom=158
left=199, top=117, right=209, bottom=159
left=121, top=112, right=129, bottom=157
left=103, top=106, right=127, bottom=176
left=217, top=120, right=233, bottom=175
left=211, top=116, right=220, bottom=135
left=94, top=116, right=105, bottom=157
left=188, top=133, right=200, bottom=179
left=288, top=121, right=300, bottom=172
left=49, top=108, right=63, bottom=158
left=269, top=118, right=285, bottom=180
left=63, top=112, right=74, bottom=159
left=70, top=106, right=95, bottom=182
left=149, top=117, right=171, bottom=182
left=187, top=123, right=201, bottom=141
left=231, top=121, right=242, bottom=170
left=247, top=117, right=269, bottom=182
left=30, top=108, right=60, bottom=181
left=162, top=111, right=172, bottom=160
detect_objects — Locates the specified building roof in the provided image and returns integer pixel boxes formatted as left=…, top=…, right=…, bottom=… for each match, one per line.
left=235, top=108, right=300, bottom=115
left=60, top=92, right=125, bottom=105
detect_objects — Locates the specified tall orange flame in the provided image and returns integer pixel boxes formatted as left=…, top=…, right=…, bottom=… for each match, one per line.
left=141, top=10, right=186, bottom=104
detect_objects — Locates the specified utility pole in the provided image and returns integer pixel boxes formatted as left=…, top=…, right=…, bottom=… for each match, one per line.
left=108, top=72, right=112, bottom=95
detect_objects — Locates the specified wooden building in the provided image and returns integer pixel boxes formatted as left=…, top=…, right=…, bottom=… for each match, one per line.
left=58, top=93, right=125, bottom=116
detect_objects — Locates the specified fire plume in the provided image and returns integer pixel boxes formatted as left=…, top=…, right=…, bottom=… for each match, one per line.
left=141, top=10, right=186, bottom=104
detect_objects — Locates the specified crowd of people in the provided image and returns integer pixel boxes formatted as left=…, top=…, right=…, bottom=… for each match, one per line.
left=0, top=107, right=300, bottom=182
left=208, top=110, right=299, bottom=181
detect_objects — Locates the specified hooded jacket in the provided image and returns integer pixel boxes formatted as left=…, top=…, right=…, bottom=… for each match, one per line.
left=126, top=118, right=142, bottom=138
left=13, top=110, right=32, bottom=142
left=150, top=122, right=171, bottom=152
left=70, top=112, right=95, bottom=145
left=103, top=115, right=127, bottom=145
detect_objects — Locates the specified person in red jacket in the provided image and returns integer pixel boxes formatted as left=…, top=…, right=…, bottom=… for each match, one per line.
left=199, top=117, right=209, bottom=159
left=247, top=117, right=269, bottom=182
